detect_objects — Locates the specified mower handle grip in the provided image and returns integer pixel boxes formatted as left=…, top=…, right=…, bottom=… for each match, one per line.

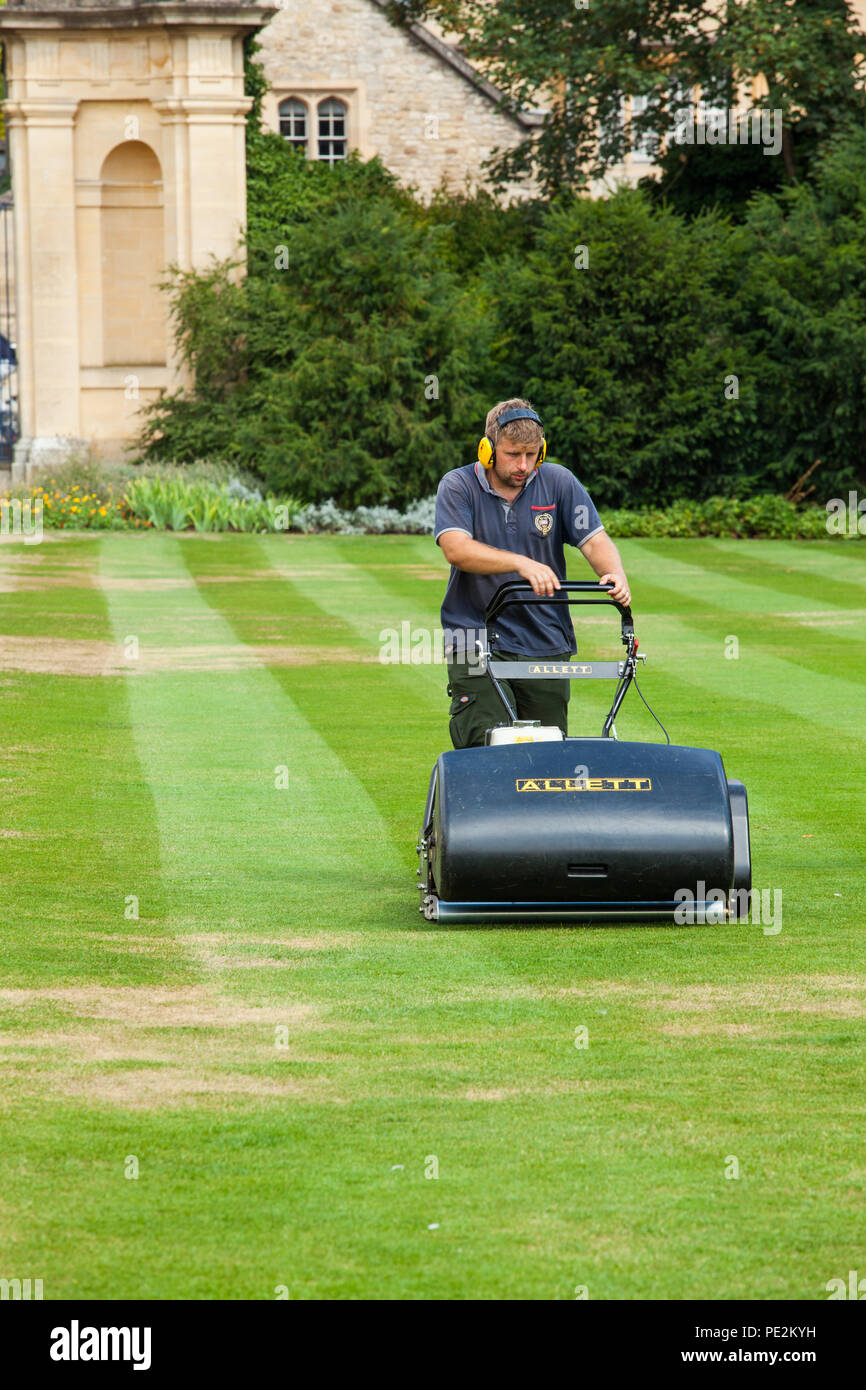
left=484, top=580, right=634, bottom=631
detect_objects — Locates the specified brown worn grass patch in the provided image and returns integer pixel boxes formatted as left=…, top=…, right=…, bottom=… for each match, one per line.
left=194, top=951, right=296, bottom=972
left=98, top=575, right=196, bottom=592
left=647, top=978, right=866, bottom=1018
left=462, top=1080, right=595, bottom=1101
left=659, top=1021, right=763, bottom=1037
left=0, top=984, right=318, bottom=1028
left=0, top=636, right=376, bottom=675
left=396, top=565, right=449, bottom=581
left=0, top=571, right=99, bottom=592
left=772, top=610, right=861, bottom=626
left=0, top=984, right=332, bottom=1109
left=61, top=1069, right=343, bottom=1109
left=196, top=570, right=295, bottom=585
left=184, top=931, right=362, bottom=952
left=0, top=553, right=96, bottom=593
left=443, top=975, right=866, bottom=1020
left=86, top=934, right=178, bottom=956
left=181, top=931, right=365, bottom=972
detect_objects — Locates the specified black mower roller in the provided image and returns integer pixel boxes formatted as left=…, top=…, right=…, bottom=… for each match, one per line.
left=417, top=581, right=751, bottom=923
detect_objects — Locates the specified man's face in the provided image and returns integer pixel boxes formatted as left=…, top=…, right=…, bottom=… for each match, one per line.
left=491, top=436, right=541, bottom=487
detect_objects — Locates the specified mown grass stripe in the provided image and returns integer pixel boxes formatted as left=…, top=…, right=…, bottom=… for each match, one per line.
left=258, top=534, right=450, bottom=695
left=616, top=544, right=866, bottom=738
left=704, top=537, right=866, bottom=585
left=0, top=536, right=179, bottom=984
left=631, top=537, right=866, bottom=627
left=96, top=533, right=407, bottom=934
left=170, top=534, right=440, bottom=876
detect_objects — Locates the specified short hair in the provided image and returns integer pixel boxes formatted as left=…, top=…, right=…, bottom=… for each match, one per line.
left=485, top=397, right=543, bottom=449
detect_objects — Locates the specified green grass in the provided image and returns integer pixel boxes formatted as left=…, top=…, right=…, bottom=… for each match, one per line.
left=0, top=532, right=864, bottom=1300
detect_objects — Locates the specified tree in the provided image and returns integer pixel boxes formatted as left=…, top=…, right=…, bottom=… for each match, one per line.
left=481, top=188, right=761, bottom=505
left=729, top=125, right=866, bottom=490
left=386, top=0, right=866, bottom=201
left=137, top=129, right=493, bottom=505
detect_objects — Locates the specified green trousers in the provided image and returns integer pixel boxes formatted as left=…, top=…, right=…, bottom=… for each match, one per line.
left=446, top=648, right=574, bottom=749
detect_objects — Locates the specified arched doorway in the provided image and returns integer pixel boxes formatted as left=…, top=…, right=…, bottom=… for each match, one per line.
left=99, top=141, right=166, bottom=366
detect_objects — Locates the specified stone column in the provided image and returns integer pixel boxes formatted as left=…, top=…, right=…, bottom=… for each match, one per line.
left=0, top=2, right=276, bottom=478
left=4, top=97, right=82, bottom=470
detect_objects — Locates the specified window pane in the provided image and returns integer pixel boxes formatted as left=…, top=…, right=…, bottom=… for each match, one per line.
left=630, top=95, right=657, bottom=161
left=317, top=98, right=347, bottom=163
left=279, top=98, right=308, bottom=151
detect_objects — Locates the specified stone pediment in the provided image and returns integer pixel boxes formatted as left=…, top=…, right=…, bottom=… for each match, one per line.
left=0, top=3, right=277, bottom=27
left=2, top=2, right=265, bottom=10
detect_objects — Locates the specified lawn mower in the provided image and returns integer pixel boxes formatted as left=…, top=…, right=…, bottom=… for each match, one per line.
left=416, top=580, right=751, bottom=923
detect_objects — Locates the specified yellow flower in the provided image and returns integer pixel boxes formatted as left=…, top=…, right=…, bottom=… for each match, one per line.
left=99, top=507, right=107, bottom=516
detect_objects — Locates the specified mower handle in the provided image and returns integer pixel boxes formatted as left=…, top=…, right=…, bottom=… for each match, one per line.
left=484, top=580, right=634, bottom=635
left=482, top=580, right=637, bottom=737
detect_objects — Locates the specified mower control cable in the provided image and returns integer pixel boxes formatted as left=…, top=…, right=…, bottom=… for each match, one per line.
left=632, top=673, right=671, bottom=745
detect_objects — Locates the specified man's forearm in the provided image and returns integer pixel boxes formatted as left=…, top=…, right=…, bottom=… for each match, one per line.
left=581, top=531, right=625, bottom=579
left=438, top=534, right=561, bottom=595
left=439, top=535, right=530, bottom=575
left=580, top=531, right=630, bottom=604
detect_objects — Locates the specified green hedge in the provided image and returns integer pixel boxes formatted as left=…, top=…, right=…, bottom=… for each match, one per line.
left=604, top=495, right=843, bottom=540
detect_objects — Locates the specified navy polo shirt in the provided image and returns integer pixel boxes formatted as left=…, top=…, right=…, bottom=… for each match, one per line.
left=434, top=460, right=604, bottom=657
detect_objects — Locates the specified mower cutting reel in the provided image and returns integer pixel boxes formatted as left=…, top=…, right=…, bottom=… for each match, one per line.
left=417, top=581, right=751, bottom=924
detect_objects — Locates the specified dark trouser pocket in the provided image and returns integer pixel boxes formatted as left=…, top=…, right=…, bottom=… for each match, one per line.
left=446, top=661, right=517, bottom=748
left=448, top=691, right=479, bottom=750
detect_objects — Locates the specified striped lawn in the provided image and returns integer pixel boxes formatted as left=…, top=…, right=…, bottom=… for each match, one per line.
left=0, top=532, right=863, bottom=1300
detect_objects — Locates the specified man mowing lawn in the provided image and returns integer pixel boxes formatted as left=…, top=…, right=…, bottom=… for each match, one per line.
left=435, top=397, right=631, bottom=748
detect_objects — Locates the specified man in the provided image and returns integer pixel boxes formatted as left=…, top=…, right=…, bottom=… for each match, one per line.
left=434, top=398, right=631, bottom=749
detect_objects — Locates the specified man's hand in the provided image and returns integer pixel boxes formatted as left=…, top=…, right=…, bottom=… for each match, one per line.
left=597, top=571, right=631, bottom=605
left=516, top=557, right=561, bottom=597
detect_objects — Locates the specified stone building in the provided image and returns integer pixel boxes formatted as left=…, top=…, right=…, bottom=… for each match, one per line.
left=256, top=0, right=543, bottom=204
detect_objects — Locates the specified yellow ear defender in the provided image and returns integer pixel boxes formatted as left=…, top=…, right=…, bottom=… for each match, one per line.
left=477, top=408, right=547, bottom=469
